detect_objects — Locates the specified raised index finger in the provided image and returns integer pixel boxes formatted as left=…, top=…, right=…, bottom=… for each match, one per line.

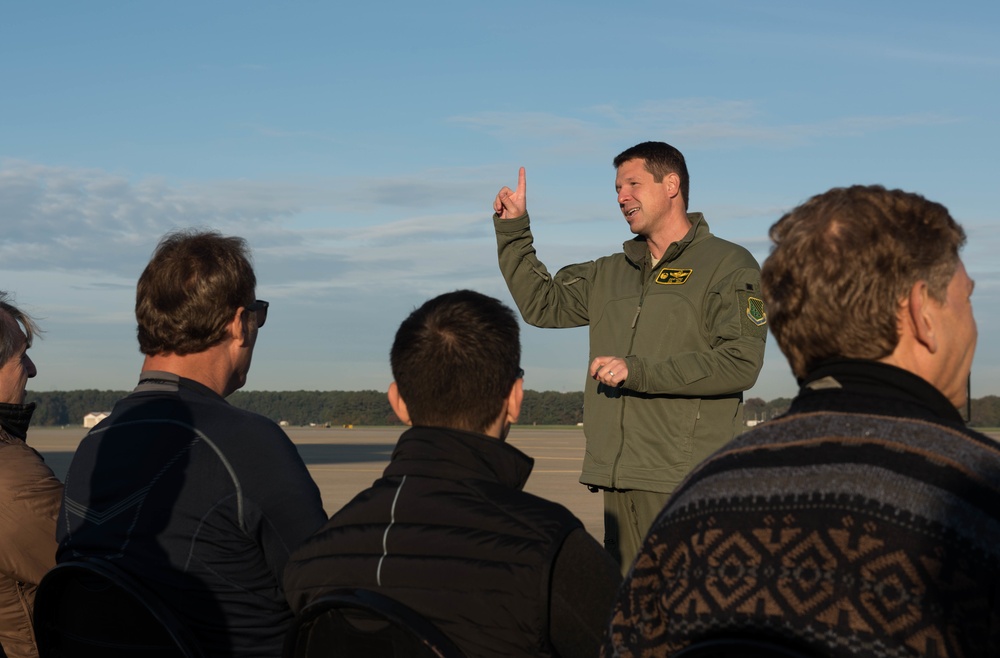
left=516, top=167, right=526, bottom=196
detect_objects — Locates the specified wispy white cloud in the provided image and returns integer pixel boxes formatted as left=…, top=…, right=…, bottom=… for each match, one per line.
left=0, top=160, right=504, bottom=301
left=0, top=162, right=292, bottom=277
left=0, top=159, right=513, bottom=391
left=451, top=100, right=959, bottom=150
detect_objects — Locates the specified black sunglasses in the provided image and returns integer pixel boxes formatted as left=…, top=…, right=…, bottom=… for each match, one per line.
left=246, top=300, right=269, bottom=328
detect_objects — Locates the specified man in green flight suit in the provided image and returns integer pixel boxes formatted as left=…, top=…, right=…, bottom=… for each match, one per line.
left=492, top=141, right=767, bottom=570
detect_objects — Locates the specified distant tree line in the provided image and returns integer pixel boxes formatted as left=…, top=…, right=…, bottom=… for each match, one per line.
left=25, top=389, right=588, bottom=427
left=743, top=397, right=793, bottom=424
left=25, top=390, right=1000, bottom=429
left=27, top=390, right=127, bottom=427
left=744, top=395, right=1000, bottom=428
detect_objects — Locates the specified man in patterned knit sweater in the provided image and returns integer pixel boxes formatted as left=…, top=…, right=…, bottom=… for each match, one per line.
left=603, top=185, right=996, bottom=657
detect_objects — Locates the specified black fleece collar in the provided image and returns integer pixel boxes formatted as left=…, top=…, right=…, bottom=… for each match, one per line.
left=383, top=426, right=535, bottom=491
left=0, top=401, right=35, bottom=440
left=799, top=359, right=964, bottom=425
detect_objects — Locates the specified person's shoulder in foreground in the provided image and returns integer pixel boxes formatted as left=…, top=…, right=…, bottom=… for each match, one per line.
left=285, top=289, right=621, bottom=658
left=56, top=230, right=325, bottom=657
left=0, top=292, right=62, bottom=658
left=603, top=185, right=998, bottom=658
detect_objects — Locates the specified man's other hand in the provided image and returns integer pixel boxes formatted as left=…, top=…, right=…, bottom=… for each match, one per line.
left=591, top=356, right=628, bottom=387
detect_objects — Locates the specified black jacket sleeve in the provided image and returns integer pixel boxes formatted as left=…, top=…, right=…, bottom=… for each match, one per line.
left=549, top=528, right=622, bottom=657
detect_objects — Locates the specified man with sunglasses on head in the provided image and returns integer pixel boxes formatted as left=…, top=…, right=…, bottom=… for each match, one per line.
left=58, top=230, right=325, bottom=657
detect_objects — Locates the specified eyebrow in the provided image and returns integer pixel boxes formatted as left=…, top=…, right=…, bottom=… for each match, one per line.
left=615, top=177, right=641, bottom=188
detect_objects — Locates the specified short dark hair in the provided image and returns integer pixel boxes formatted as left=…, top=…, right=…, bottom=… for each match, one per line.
left=136, top=230, right=257, bottom=356
left=390, top=290, right=521, bottom=433
left=762, top=185, right=966, bottom=379
left=0, top=291, right=41, bottom=366
left=613, top=141, right=690, bottom=209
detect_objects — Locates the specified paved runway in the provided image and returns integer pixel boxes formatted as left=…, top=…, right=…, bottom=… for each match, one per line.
left=31, top=423, right=1000, bottom=546
left=29, top=425, right=606, bottom=540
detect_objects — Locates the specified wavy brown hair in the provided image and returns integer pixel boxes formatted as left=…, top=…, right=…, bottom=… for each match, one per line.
left=136, top=230, right=256, bottom=356
left=762, top=185, right=965, bottom=379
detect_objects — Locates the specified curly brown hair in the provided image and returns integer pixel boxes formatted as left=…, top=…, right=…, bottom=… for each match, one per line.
left=762, top=185, right=965, bottom=379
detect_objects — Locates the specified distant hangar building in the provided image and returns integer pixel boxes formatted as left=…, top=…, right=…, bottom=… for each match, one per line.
left=83, top=411, right=111, bottom=428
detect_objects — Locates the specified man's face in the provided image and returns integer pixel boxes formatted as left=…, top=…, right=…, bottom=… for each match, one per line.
left=0, top=313, right=37, bottom=405
left=615, top=158, right=675, bottom=238
left=934, top=259, right=977, bottom=409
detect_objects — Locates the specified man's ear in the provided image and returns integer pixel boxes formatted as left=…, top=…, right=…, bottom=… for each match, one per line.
left=907, top=280, right=939, bottom=354
left=387, top=382, right=412, bottom=426
left=228, top=307, right=248, bottom=345
left=505, top=378, right=524, bottom=425
left=664, top=172, right=681, bottom=199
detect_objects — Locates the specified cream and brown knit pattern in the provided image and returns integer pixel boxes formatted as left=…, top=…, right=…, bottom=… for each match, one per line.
left=604, top=410, right=1000, bottom=658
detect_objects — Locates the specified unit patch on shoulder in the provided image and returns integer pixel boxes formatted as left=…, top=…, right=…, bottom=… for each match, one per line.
left=737, top=290, right=768, bottom=338
left=746, top=296, right=766, bottom=326
left=655, top=268, right=692, bottom=285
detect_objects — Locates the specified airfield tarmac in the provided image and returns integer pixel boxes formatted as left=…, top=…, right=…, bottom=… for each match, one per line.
left=31, top=424, right=1000, bottom=545
left=29, top=425, right=605, bottom=540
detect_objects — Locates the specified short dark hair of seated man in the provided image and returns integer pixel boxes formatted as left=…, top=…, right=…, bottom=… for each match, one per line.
left=0, top=292, right=63, bottom=658
left=56, top=230, right=326, bottom=657
left=284, top=289, right=621, bottom=658
left=603, top=185, right=994, bottom=658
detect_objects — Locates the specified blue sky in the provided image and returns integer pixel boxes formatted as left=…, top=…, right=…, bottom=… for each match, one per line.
left=2, top=1, right=998, bottom=402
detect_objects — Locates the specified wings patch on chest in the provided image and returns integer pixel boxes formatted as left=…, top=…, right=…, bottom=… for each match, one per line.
left=655, top=268, right=693, bottom=285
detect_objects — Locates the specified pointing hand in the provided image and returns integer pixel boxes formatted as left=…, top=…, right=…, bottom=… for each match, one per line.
left=493, top=167, right=527, bottom=219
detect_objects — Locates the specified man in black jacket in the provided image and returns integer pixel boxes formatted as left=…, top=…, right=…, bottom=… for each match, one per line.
left=285, top=290, right=621, bottom=658
left=58, top=231, right=325, bottom=657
